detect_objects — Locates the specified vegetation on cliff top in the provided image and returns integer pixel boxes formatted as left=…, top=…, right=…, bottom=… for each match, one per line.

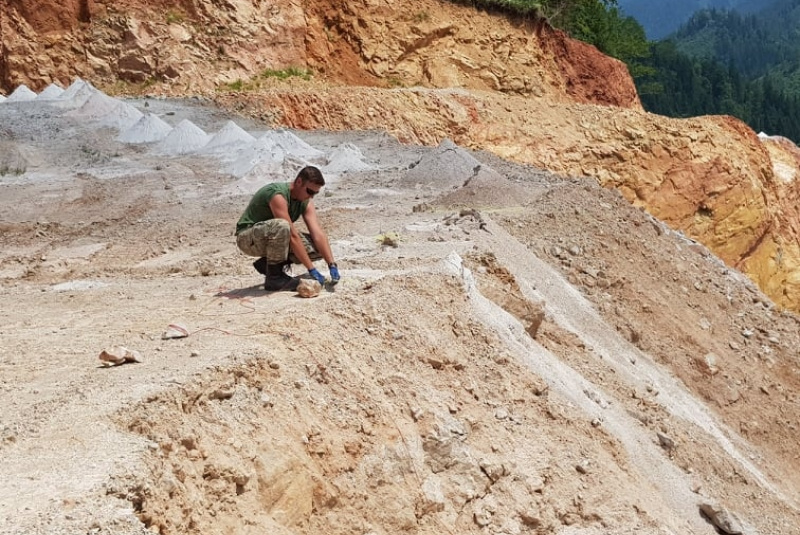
left=672, top=3, right=800, bottom=94
left=447, top=0, right=649, bottom=66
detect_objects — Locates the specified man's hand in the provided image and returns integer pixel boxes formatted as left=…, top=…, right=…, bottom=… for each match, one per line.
left=329, top=263, right=340, bottom=283
left=308, top=268, right=325, bottom=285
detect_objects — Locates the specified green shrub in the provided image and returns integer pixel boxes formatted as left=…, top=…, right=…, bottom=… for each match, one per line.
left=217, top=67, right=313, bottom=93
left=412, top=11, right=431, bottom=22
left=0, top=165, right=25, bottom=176
left=446, top=0, right=543, bottom=17
left=165, top=10, right=184, bottom=24
left=259, top=67, right=312, bottom=81
left=224, top=79, right=245, bottom=91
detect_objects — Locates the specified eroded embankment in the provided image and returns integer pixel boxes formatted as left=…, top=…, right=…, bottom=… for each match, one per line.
left=111, top=245, right=800, bottom=535
left=112, top=270, right=654, bottom=535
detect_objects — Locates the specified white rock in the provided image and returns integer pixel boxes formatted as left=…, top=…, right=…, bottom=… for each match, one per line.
left=99, top=346, right=143, bottom=366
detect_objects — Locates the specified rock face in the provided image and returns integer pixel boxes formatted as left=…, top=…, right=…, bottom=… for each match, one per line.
left=1, top=0, right=639, bottom=107
left=3, top=0, right=800, bottom=311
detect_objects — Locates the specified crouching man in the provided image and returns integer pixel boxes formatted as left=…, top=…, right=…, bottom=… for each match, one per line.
left=235, top=166, right=340, bottom=291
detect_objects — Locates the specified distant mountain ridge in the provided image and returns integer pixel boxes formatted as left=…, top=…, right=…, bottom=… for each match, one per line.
left=671, top=0, right=800, bottom=89
left=618, top=0, right=768, bottom=39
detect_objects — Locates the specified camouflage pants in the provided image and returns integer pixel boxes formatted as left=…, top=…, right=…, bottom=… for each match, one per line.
left=236, top=219, right=320, bottom=264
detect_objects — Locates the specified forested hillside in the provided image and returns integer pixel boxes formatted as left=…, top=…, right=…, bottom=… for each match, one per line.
left=616, top=0, right=765, bottom=40
left=673, top=2, right=800, bottom=91
left=640, top=0, right=800, bottom=141
left=632, top=42, right=800, bottom=141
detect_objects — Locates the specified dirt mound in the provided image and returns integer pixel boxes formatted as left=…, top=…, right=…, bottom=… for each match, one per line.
left=201, top=121, right=256, bottom=154
left=321, top=143, right=373, bottom=176
left=98, top=102, right=145, bottom=130
left=5, top=84, right=37, bottom=102
left=156, top=119, right=210, bottom=155
left=118, top=113, right=173, bottom=144
left=404, top=139, right=502, bottom=189
left=35, top=83, right=64, bottom=100
left=66, top=90, right=123, bottom=119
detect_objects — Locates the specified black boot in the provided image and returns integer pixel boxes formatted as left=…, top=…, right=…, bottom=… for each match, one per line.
left=253, top=257, right=267, bottom=275
left=264, top=262, right=299, bottom=291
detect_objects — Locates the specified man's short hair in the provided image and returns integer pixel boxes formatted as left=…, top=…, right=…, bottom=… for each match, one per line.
left=297, top=166, right=325, bottom=186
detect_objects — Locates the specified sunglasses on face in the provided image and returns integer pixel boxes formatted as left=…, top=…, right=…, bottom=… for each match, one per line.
left=306, top=187, right=320, bottom=197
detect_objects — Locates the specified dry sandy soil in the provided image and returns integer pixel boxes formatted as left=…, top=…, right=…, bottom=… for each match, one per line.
left=2, top=89, right=800, bottom=535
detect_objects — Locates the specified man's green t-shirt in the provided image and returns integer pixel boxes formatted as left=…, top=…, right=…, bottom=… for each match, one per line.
left=235, top=182, right=308, bottom=235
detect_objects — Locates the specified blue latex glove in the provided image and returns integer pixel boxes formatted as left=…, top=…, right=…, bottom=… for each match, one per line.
left=329, top=263, right=340, bottom=283
left=308, top=268, right=325, bottom=285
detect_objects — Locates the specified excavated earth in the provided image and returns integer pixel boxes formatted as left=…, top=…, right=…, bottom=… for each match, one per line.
left=1, top=84, right=800, bottom=535
left=2, top=1, right=800, bottom=535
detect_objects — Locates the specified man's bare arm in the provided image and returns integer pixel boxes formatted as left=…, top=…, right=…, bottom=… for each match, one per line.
left=302, top=202, right=335, bottom=266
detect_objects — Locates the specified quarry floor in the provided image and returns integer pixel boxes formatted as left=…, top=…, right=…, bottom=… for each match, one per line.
left=2, top=94, right=800, bottom=535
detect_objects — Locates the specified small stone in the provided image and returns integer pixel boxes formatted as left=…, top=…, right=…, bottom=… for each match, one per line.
left=418, top=477, right=446, bottom=516
left=699, top=502, right=745, bottom=535
left=99, top=346, right=143, bottom=366
left=268, top=361, right=280, bottom=369
left=474, top=509, right=492, bottom=527
left=584, top=388, right=609, bottom=408
left=657, top=432, right=675, bottom=451
left=519, top=511, right=542, bottom=527
left=479, top=459, right=507, bottom=482
left=427, top=356, right=445, bottom=369
left=99, top=347, right=127, bottom=366
left=575, top=459, right=590, bottom=474
left=492, top=353, right=510, bottom=365
left=162, top=323, right=189, bottom=339
left=694, top=281, right=705, bottom=292
left=209, top=387, right=235, bottom=400
left=190, top=351, right=200, bottom=358
left=697, top=353, right=719, bottom=376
